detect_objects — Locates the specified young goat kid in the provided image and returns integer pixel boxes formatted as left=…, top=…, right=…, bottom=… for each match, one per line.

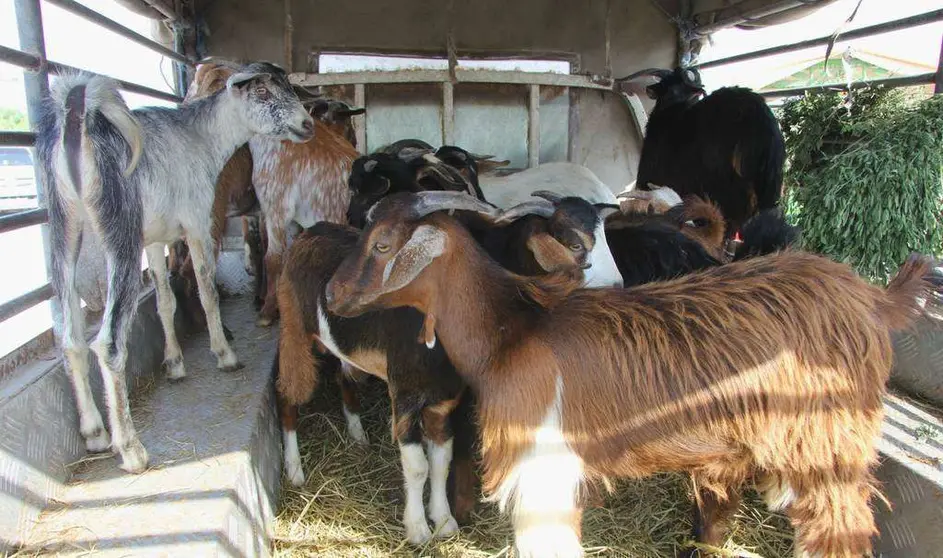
left=325, top=191, right=936, bottom=558
left=37, top=63, right=313, bottom=472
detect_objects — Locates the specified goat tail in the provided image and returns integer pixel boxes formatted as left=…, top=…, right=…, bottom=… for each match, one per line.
left=51, top=73, right=143, bottom=180
left=880, top=254, right=939, bottom=331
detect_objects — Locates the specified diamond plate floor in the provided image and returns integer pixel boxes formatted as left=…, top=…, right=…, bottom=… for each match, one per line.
left=22, top=296, right=281, bottom=558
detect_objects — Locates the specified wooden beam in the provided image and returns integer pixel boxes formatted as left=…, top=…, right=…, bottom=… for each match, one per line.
left=354, top=84, right=366, bottom=154
left=528, top=84, right=540, bottom=168
left=442, top=82, right=455, bottom=145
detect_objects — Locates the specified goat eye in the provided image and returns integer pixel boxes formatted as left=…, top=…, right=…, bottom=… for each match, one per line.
left=375, top=242, right=391, bottom=254
left=255, top=86, right=270, bottom=98
left=569, top=243, right=582, bottom=251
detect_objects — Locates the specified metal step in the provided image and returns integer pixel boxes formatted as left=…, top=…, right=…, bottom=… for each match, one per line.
left=19, top=297, right=280, bottom=557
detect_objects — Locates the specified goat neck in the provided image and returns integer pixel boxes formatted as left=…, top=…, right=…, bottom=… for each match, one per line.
left=419, top=218, right=566, bottom=391
left=187, top=91, right=261, bottom=172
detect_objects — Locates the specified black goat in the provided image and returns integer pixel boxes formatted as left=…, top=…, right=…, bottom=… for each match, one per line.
left=633, top=67, right=785, bottom=239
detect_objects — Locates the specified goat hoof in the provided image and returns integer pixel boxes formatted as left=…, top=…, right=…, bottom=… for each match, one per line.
left=286, top=463, right=305, bottom=487
left=432, top=515, right=459, bottom=538
left=404, top=518, right=433, bottom=546
left=84, top=428, right=112, bottom=453
left=165, top=358, right=187, bottom=381
left=220, top=361, right=245, bottom=373
left=118, top=439, right=149, bottom=474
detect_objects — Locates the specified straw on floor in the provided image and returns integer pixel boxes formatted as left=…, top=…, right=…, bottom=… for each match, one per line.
left=273, top=376, right=795, bottom=558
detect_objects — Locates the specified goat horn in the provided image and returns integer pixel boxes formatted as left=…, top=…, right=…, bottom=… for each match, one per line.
left=410, top=191, right=501, bottom=219
left=617, top=67, right=671, bottom=82
left=493, top=199, right=556, bottom=225
left=531, top=190, right=564, bottom=204
left=197, top=56, right=244, bottom=70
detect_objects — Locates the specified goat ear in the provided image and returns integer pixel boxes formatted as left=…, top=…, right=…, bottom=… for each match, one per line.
left=526, top=232, right=577, bottom=273
left=226, top=72, right=270, bottom=90
left=380, top=225, right=446, bottom=294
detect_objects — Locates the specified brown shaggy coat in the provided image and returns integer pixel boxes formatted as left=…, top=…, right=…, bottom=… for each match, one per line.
left=327, top=206, right=930, bottom=557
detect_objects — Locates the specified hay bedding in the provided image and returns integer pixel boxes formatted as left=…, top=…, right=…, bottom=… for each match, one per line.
left=273, top=376, right=794, bottom=558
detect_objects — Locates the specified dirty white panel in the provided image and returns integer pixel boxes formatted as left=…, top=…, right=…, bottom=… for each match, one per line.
left=574, top=89, right=640, bottom=193
left=539, top=86, right=569, bottom=164
left=454, top=84, right=528, bottom=168
left=364, top=84, right=443, bottom=153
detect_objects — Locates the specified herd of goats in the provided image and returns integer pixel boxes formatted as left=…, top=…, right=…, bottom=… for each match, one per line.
left=34, top=58, right=943, bottom=557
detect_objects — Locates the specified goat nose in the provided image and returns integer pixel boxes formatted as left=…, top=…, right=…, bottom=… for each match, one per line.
left=301, top=118, right=314, bottom=134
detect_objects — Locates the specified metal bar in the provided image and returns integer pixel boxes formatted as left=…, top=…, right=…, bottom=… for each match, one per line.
left=0, top=131, right=37, bottom=146
left=527, top=84, right=540, bottom=168
left=760, top=73, right=937, bottom=99
left=0, top=208, right=48, bottom=234
left=698, top=9, right=943, bottom=69
left=354, top=84, right=366, bottom=154
left=936, top=36, right=943, bottom=95
left=47, top=60, right=182, bottom=102
left=695, top=0, right=816, bottom=36
left=0, top=44, right=182, bottom=102
left=290, top=69, right=611, bottom=90
left=0, top=283, right=54, bottom=324
left=14, top=0, right=59, bottom=334
left=0, top=44, right=42, bottom=70
left=442, top=82, right=454, bottom=145
left=43, top=0, right=192, bottom=66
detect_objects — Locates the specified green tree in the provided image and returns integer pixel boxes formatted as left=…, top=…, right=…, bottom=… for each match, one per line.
left=0, top=107, right=29, bottom=131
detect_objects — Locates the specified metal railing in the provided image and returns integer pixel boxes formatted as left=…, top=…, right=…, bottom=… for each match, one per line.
left=0, top=0, right=189, bottom=333
left=695, top=9, right=943, bottom=99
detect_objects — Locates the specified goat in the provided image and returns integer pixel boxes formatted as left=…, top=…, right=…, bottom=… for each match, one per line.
left=173, top=60, right=360, bottom=327
left=631, top=66, right=785, bottom=238
left=324, top=190, right=936, bottom=558
left=37, top=62, right=313, bottom=473
left=275, top=190, right=619, bottom=544
left=310, top=99, right=364, bottom=147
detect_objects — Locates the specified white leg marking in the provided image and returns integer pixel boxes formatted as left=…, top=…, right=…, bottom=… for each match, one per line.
left=145, top=243, right=186, bottom=379
left=399, top=442, right=433, bottom=545
left=427, top=438, right=459, bottom=537
left=758, top=475, right=796, bottom=512
left=283, top=429, right=305, bottom=486
left=342, top=406, right=369, bottom=446
left=188, top=237, right=240, bottom=370
left=492, top=376, right=584, bottom=558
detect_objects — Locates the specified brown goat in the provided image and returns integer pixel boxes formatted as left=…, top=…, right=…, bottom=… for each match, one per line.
left=324, top=191, right=933, bottom=558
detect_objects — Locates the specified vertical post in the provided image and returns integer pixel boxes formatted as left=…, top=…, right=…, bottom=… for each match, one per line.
left=354, top=83, right=366, bottom=154
left=935, top=35, right=943, bottom=95
left=284, top=0, right=294, bottom=71
left=172, top=23, right=187, bottom=97
left=14, top=0, right=60, bottom=332
left=442, top=82, right=454, bottom=146
left=567, top=87, right=579, bottom=163
left=527, top=84, right=540, bottom=168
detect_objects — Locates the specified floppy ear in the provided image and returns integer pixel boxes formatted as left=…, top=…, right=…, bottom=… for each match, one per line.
left=336, top=107, right=366, bottom=117
left=526, top=232, right=577, bottom=272
left=226, top=72, right=269, bottom=90
left=380, top=225, right=447, bottom=294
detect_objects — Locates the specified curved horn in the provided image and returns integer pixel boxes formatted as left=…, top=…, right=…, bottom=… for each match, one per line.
left=410, top=191, right=501, bottom=219
left=617, top=67, right=672, bottom=82
left=492, top=199, right=556, bottom=225
left=531, top=190, right=564, bottom=204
